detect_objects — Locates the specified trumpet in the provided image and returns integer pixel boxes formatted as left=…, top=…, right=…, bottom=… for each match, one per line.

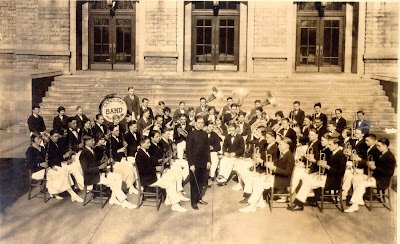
left=344, top=142, right=352, bottom=160
left=305, top=146, right=314, bottom=171
left=318, top=151, right=326, bottom=179
left=177, top=126, right=189, bottom=137
left=252, top=147, right=261, bottom=172
left=351, top=113, right=357, bottom=139
left=351, top=149, right=359, bottom=174
left=367, top=155, right=375, bottom=181
left=265, top=154, right=273, bottom=176
left=289, top=110, right=298, bottom=128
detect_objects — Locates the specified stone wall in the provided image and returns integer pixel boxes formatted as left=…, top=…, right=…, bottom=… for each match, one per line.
left=364, top=2, right=398, bottom=77
left=252, top=2, right=288, bottom=77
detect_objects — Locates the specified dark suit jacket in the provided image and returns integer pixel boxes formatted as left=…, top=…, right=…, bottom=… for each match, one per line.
left=223, top=113, right=238, bottom=125
left=325, top=150, right=347, bottom=189
left=124, top=131, right=140, bottom=157
left=27, top=114, right=46, bottom=133
left=173, top=124, right=193, bottom=144
left=47, top=139, right=64, bottom=167
left=354, top=120, right=370, bottom=135
left=186, top=129, right=211, bottom=167
left=26, top=146, right=46, bottom=173
left=66, top=128, right=81, bottom=152
left=110, top=135, right=125, bottom=162
left=315, top=125, right=327, bottom=139
left=209, top=131, right=222, bottom=152
left=79, top=147, right=101, bottom=185
left=53, top=115, right=69, bottom=133
left=278, top=128, right=297, bottom=152
left=92, top=123, right=108, bottom=139
left=123, top=95, right=140, bottom=118
left=273, top=150, right=295, bottom=190
left=266, top=143, right=279, bottom=162
left=289, top=109, right=305, bottom=126
left=222, top=134, right=245, bottom=157
left=360, top=146, right=381, bottom=174
left=373, top=150, right=396, bottom=189
left=139, top=106, right=154, bottom=120
left=149, top=142, right=164, bottom=166
left=81, top=128, right=93, bottom=138
left=173, top=108, right=188, bottom=122
left=74, top=114, right=89, bottom=130
left=313, top=113, right=328, bottom=127
left=352, top=138, right=368, bottom=161
left=331, top=117, right=347, bottom=133
left=238, top=122, right=251, bottom=137
left=300, top=125, right=311, bottom=145
left=137, top=118, right=153, bottom=136
left=135, top=149, right=158, bottom=186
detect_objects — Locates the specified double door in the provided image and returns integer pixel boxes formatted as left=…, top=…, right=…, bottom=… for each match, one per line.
left=192, top=16, right=239, bottom=71
left=296, top=17, right=344, bottom=72
left=90, top=14, right=135, bottom=70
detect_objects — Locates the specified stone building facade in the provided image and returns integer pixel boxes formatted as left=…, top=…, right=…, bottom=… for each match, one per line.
left=0, top=1, right=398, bottom=129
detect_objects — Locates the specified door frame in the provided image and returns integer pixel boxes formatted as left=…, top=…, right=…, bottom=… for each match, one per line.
left=88, top=8, right=136, bottom=70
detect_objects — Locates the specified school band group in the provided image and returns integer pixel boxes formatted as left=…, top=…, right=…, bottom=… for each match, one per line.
left=26, top=86, right=396, bottom=213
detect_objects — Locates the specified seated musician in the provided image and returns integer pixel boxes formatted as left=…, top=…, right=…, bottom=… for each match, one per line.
left=195, top=97, right=209, bottom=117
left=160, top=128, right=189, bottom=194
left=299, top=115, right=312, bottom=145
left=110, top=114, right=126, bottom=137
left=247, top=106, right=263, bottom=126
left=207, top=106, right=218, bottom=124
left=124, top=121, right=140, bottom=157
left=79, top=135, right=137, bottom=209
left=345, top=138, right=395, bottom=213
left=290, top=137, right=346, bottom=211
left=216, top=123, right=245, bottom=185
left=289, top=101, right=305, bottom=127
left=66, top=117, right=83, bottom=153
left=139, top=98, right=154, bottom=120
left=354, top=110, right=370, bottom=135
left=173, top=101, right=188, bottom=122
left=327, top=122, right=340, bottom=138
left=239, top=137, right=295, bottom=213
left=162, top=107, right=174, bottom=129
left=92, top=114, right=109, bottom=140
left=81, top=118, right=93, bottom=138
left=138, top=109, right=153, bottom=136
left=278, top=118, right=297, bottom=152
left=157, top=101, right=166, bottom=116
left=312, top=102, right=328, bottom=128
left=342, top=133, right=380, bottom=203
left=206, top=122, right=222, bottom=183
left=136, top=136, right=189, bottom=212
left=221, top=97, right=233, bottom=116
left=26, top=133, right=83, bottom=202
left=313, top=117, right=327, bottom=139
left=173, top=114, right=193, bottom=159
left=152, top=115, right=165, bottom=133
left=340, top=127, right=352, bottom=149
left=237, top=112, right=251, bottom=140
left=222, top=103, right=239, bottom=125
left=331, top=108, right=347, bottom=133
left=269, top=110, right=283, bottom=132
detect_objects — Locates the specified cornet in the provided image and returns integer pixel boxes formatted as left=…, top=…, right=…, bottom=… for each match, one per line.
left=351, top=149, right=359, bottom=174
left=305, top=147, right=314, bottom=171
left=367, top=155, right=375, bottom=181
left=344, top=142, right=352, bottom=160
left=317, top=151, right=326, bottom=180
left=252, top=147, right=261, bottom=172
left=351, top=113, right=357, bottom=139
left=265, top=154, right=273, bottom=176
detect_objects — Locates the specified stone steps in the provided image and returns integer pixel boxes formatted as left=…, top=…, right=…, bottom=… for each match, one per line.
left=39, top=74, right=397, bottom=131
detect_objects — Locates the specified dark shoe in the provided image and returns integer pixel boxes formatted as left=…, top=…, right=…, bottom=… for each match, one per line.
left=243, top=192, right=251, bottom=198
left=239, top=198, right=249, bottom=204
left=346, top=196, right=352, bottom=207
left=289, top=204, right=304, bottom=211
left=192, top=204, right=199, bottom=210
left=198, top=200, right=208, bottom=205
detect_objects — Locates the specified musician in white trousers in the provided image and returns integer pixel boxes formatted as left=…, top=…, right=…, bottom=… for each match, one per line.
left=345, top=138, right=396, bottom=213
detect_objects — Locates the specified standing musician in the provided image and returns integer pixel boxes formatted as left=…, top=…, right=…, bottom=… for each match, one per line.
left=331, top=108, right=347, bottom=133
left=327, top=122, right=340, bottom=138
left=237, top=112, right=251, bottom=140
left=123, top=86, right=140, bottom=120
left=156, top=101, right=166, bottom=116
left=221, top=97, right=234, bottom=116
left=313, top=117, right=327, bottom=139
left=186, top=116, right=211, bottom=210
left=246, top=100, right=263, bottom=123
left=269, top=111, right=284, bottom=132
left=291, top=137, right=346, bottom=211
left=289, top=101, right=305, bottom=127
left=162, top=107, right=173, bottom=129
left=124, top=121, right=141, bottom=157
left=248, top=106, right=263, bottom=126
left=340, top=127, right=352, bottom=148
left=278, top=118, right=297, bottom=153
left=174, top=114, right=193, bottom=159
left=354, top=110, right=371, bottom=135
left=173, top=101, right=188, bottom=122
left=80, top=135, right=137, bottom=209
left=74, top=106, right=89, bottom=130
left=239, top=137, right=295, bottom=213
left=187, top=107, right=196, bottom=126
left=195, top=97, right=210, bottom=119
left=207, top=106, right=218, bottom=124
left=206, top=122, right=222, bottom=184
left=28, top=105, right=46, bottom=135
left=299, top=115, right=313, bottom=145
left=312, top=102, right=328, bottom=127
left=139, top=98, right=154, bottom=120
left=216, top=123, right=245, bottom=185
left=345, top=138, right=395, bottom=213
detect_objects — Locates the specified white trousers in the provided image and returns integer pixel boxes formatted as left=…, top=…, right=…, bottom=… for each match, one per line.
left=32, top=166, right=74, bottom=195
left=291, top=165, right=309, bottom=194
left=342, top=161, right=364, bottom=197
left=218, top=156, right=252, bottom=180
left=176, top=141, right=186, bottom=159
left=99, top=172, right=127, bottom=203
left=350, top=174, right=377, bottom=205
left=151, top=166, right=182, bottom=205
left=69, top=152, right=85, bottom=190
left=246, top=174, right=275, bottom=206
left=113, top=157, right=136, bottom=190
left=296, top=173, right=327, bottom=203
left=209, top=152, right=220, bottom=178
left=171, top=158, right=189, bottom=184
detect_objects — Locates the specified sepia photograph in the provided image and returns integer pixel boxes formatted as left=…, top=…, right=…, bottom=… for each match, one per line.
left=0, top=0, right=398, bottom=243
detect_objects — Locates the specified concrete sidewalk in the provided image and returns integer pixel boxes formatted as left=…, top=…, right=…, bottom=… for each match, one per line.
left=0, top=179, right=396, bottom=244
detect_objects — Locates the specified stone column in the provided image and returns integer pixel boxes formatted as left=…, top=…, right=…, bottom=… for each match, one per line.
left=246, top=0, right=254, bottom=74
left=357, top=2, right=366, bottom=77
left=184, top=2, right=192, bottom=71
left=82, top=2, right=89, bottom=70
left=239, top=2, right=247, bottom=72
left=287, top=2, right=297, bottom=76
left=176, top=0, right=184, bottom=73
left=344, top=3, right=353, bottom=73
left=136, top=0, right=145, bottom=72
left=69, top=0, right=77, bottom=73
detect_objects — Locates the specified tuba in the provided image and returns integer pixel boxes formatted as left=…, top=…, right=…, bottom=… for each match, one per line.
left=232, top=88, right=249, bottom=106
left=206, top=86, right=222, bottom=103
left=261, top=91, right=277, bottom=107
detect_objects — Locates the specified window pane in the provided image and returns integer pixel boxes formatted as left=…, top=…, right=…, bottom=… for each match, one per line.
left=197, top=27, right=204, bottom=44
left=308, top=29, right=316, bottom=46
left=205, top=27, right=212, bottom=44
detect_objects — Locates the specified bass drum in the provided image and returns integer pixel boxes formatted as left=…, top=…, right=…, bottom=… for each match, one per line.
left=99, top=96, right=128, bottom=123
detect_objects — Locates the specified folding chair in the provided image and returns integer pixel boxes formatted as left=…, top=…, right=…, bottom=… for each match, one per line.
left=317, top=176, right=344, bottom=212
left=365, top=176, right=393, bottom=211
left=267, top=170, right=294, bottom=212
left=83, top=183, right=110, bottom=208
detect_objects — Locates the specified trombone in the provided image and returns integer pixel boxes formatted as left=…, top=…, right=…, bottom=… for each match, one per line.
left=367, top=155, right=375, bottom=181
left=265, top=154, right=273, bottom=176
left=351, top=149, right=359, bottom=174
left=317, top=151, right=326, bottom=180
left=305, top=146, right=314, bottom=171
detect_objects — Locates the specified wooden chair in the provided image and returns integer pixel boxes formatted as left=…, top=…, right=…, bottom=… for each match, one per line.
left=365, top=176, right=393, bottom=211
left=133, top=161, right=164, bottom=211
left=317, top=176, right=344, bottom=212
left=27, top=167, right=49, bottom=203
left=267, top=170, right=294, bottom=212
left=83, top=184, right=110, bottom=208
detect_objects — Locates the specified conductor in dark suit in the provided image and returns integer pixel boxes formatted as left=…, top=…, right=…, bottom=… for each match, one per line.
left=123, top=86, right=140, bottom=120
left=186, top=116, right=211, bottom=210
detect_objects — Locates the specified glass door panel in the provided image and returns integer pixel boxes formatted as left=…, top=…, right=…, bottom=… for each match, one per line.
left=90, top=16, right=111, bottom=69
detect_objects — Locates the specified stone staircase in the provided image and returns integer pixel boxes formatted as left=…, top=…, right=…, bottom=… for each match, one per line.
left=39, top=72, right=397, bottom=132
